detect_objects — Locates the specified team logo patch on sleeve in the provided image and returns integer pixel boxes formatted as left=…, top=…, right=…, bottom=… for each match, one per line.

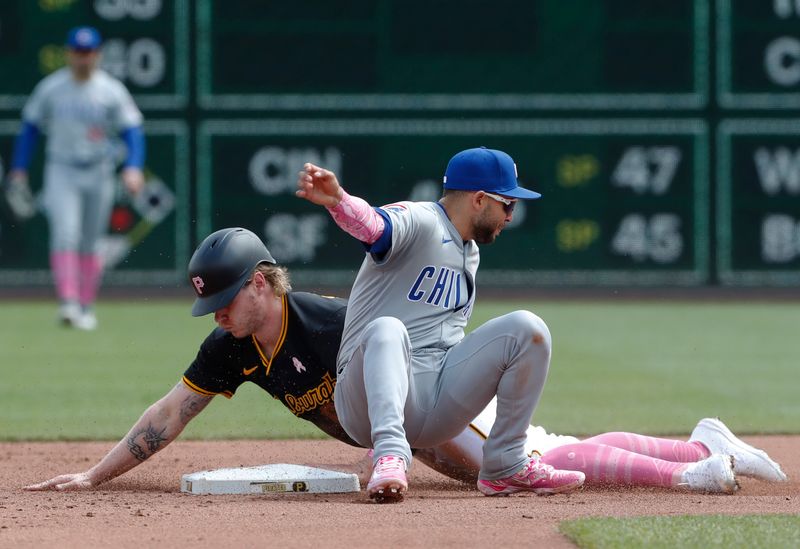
left=380, top=203, right=409, bottom=213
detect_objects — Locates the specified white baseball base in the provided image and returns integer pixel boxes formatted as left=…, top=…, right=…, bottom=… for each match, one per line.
left=181, top=463, right=360, bottom=495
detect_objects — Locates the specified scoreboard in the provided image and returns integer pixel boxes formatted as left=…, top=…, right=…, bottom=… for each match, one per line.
left=717, top=0, right=800, bottom=108
left=198, top=119, right=708, bottom=286
left=717, top=120, right=800, bottom=285
left=198, top=0, right=709, bottom=110
left=0, top=0, right=798, bottom=287
left=0, top=0, right=188, bottom=110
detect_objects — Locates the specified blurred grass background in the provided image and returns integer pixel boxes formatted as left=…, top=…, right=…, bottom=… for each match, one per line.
left=560, top=514, right=800, bottom=549
left=1, top=299, right=798, bottom=441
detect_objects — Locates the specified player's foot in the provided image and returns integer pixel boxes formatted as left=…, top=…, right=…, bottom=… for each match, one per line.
left=679, top=454, right=738, bottom=493
left=73, top=310, right=98, bottom=331
left=366, top=455, right=407, bottom=503
left=689, top=417, right=787, bottom=482
left=58, top=302, right=82, bottom=327
left=477, top=457, right=585, bottom=496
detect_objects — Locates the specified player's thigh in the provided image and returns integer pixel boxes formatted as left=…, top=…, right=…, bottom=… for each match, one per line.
left=79, top=170, right=115, bottom=253
left=42, top=164, right=81, bottom=250
left=441, top=311, right=548, bottom=407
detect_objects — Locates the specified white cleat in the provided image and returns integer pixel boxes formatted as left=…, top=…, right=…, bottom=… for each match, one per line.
left=58, top=302, right=82, bottom=327
left=73, top=310, right=98, bottom=331
left=690, top=417, right=787, bottom=482
left=680, top=454, right=738, bottom=494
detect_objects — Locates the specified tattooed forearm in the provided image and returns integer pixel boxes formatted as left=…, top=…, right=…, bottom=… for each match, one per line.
left=179, top=394, right=211, bottom=424
left=127, top=423, right=168, bottom=462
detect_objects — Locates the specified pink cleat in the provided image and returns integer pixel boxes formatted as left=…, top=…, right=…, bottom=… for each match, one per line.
left=366, top=455, right=407, bottom=503
left=477, top=457, right=585, bottom=496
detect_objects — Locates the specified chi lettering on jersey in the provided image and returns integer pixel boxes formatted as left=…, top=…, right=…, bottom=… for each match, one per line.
left=407, top=265, right=462, bottom=308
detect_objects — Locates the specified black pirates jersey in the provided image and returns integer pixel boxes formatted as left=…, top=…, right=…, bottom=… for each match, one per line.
left=182, top=292, right=356, bottom=446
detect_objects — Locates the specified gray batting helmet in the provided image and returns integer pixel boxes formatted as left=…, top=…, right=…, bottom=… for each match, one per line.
left=188, top=227, right=275, bottom=317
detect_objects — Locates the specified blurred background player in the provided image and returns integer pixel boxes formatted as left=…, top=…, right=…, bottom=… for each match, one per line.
left=7, top=25, right=146, bottom=330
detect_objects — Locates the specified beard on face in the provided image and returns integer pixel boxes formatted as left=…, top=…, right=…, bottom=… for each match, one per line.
left=472, top=209, right=501, bottom=244
left=225, top=291, right=264, bottom=338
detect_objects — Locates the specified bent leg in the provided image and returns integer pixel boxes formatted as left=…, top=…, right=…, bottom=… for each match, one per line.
left=418, top=310, right=552, bottom=480
left=334, top=317, right=414, bottom=466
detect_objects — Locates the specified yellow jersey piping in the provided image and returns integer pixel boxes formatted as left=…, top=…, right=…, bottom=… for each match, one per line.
left=251, top=294, right=288, bottom=377
left=468, top=423, right=488, bottom=440
left=181, top=376, right=232, bottom=398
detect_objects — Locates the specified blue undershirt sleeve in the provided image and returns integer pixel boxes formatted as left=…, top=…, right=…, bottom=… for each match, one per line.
left=120, top=126, right=145, bottom=168
left=10, top=122, right=41, bottom=170
left=364, top=207, right=393, bottom=260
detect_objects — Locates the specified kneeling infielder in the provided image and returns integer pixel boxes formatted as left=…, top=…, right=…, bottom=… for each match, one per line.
left=25, top=228, right=786, bottom=493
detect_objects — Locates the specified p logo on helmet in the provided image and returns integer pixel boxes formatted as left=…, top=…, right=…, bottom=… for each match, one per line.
left=191, top=276, right=205, bottom=295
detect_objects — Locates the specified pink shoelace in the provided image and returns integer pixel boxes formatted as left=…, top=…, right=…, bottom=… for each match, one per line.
left=374, top=455, right=405, bottom=476
left=518, top=458, right=553, bottom=481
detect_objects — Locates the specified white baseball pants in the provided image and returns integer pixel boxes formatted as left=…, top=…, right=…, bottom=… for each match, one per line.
left=42, top=161, right=115, bottom=254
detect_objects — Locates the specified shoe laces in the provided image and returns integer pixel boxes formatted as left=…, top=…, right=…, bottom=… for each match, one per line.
left=374, top=455, right=405, bottom=475
left=519, top=457, right=554, bottom=482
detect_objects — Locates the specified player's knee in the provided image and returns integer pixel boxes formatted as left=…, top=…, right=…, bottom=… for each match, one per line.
left=509, top=310, right=552, bottom=351
left=363, top=316, right=409, bottom=347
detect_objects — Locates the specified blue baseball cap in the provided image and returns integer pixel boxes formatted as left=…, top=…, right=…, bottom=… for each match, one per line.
left=66, top=26, right=102, bottom=51
left=443, top=147, right=541, bottom=200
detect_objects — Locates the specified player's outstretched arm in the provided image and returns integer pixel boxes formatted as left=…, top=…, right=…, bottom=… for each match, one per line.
left=296, top=162, right=386, bottom=245
left=24, top=383, right=213, bottom=491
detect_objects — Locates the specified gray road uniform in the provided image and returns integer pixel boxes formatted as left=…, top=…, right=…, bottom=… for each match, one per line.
left=334, top=201, right=553, bottom=481
left=21, top=67, right=143, bottom=253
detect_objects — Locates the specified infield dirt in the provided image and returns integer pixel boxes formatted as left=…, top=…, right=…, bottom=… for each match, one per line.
left=2, top=436, right=798, bottom=548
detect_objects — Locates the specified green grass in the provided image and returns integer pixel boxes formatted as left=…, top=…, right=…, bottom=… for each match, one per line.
left=559, top=514, right=800, bottom=549
left=500, top=301, right=800, bottom=436
left=1, top=299, right=798, bottom=440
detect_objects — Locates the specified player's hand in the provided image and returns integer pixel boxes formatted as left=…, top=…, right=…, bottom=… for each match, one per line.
left=7, top=169, right=29, bottom=187
left=121, top=167, right=145, bottom=196
left=24, top=472, right=96, bottom=491
left=296, top=163, right=344, bottom=208
left=4, top=169, right=37, bottom=221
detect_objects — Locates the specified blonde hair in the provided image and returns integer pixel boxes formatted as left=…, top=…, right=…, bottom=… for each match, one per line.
left=253, top=262, right=292, bottom=296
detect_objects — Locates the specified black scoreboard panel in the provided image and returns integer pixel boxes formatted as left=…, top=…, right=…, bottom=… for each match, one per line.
left=197, top=0, right=709, bottom=110
left=0, top=0, right=189, bottom=110
left=198, top=119, right=709, bottom=286
left=717, top=0, right=800, bottom=108
left=717, top=120, right=800, bottom=285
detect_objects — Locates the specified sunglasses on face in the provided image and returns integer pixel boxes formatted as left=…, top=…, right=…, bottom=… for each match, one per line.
left=482, top=191, right=517, bottom=214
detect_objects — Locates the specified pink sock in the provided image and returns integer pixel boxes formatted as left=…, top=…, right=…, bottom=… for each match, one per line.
left=79, top=254, right=103, bottom=307
left=541, top=442, right=687, bottom=488
left=582, top=432, right=710, bottom=462
left=51, top=251, right=80, bottom=303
